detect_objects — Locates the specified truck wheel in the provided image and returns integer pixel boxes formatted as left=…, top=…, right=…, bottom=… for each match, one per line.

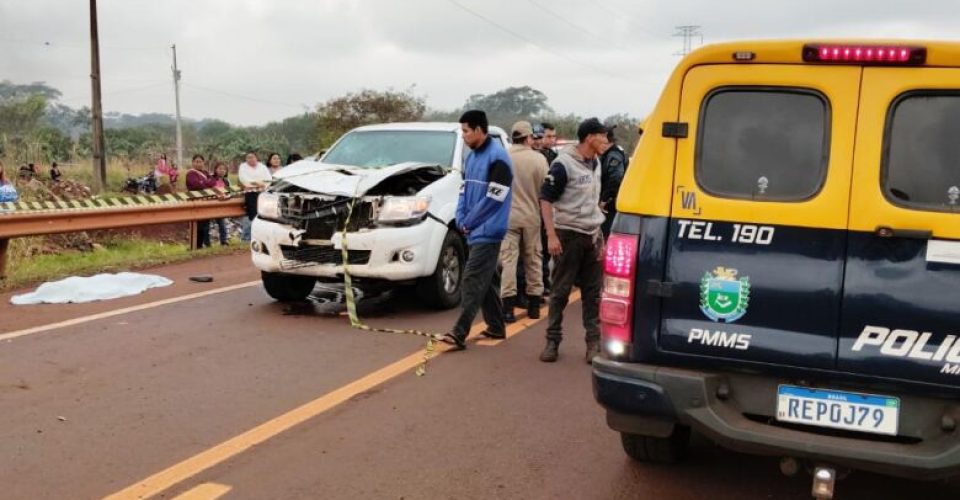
left=261, top=271, right=316, bottom=302
left=417, top=231, right=465, bottom=309
left=620, top=426, right=691, bottom=464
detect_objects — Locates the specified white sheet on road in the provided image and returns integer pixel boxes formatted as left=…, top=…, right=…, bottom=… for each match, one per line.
left=11, top=272, right=173, bottom=305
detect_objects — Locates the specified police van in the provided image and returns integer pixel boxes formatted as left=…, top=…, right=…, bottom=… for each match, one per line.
left=593, top=40, right=960, bottom=493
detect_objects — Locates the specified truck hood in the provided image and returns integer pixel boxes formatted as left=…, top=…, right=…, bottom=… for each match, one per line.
left=273, top=161, right=444, bottom=197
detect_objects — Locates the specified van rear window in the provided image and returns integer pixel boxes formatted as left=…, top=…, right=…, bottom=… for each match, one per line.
left=696, top=88, right=830, bottom=201
left=884, top=93, right=960, bottom=211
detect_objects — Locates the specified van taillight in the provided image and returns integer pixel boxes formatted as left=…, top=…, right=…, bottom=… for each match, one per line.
left=803, top=44, right=926, bottom=65
left=600, top=233, right=639, bottom=359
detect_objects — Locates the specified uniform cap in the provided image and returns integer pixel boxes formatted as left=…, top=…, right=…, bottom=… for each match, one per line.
left=511, top=120, right=534, bottom=139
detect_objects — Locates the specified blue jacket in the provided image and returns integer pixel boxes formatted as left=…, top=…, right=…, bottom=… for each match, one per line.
left=456, top=136, right=513, bottom=245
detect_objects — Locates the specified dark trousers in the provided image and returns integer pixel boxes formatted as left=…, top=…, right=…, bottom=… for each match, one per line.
left=214, top=218, right=228, bottom=245
left=452, top=242, right=505, bottom=340
left=196, top=220, right=211, bottom=248
left=541, top=225, right=551, bottom=292
left=601, top=208, right=617, bottom=239
left=546, top=229, right=602, bottom=344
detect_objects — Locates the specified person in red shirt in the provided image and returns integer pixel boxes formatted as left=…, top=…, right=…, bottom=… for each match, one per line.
left=185, top=154, right=219, bottom=248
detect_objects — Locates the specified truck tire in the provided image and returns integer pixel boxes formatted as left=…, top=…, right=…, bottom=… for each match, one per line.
left=417, top=231, right=465, bottom=310
left=261, top=271, right=316, bottom=302
left=620, top=426, right=691, bottom=464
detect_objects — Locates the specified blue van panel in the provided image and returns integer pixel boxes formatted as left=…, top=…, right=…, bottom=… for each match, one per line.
left=839, top=233, right=960, bottom=387
left=657, top=219, right=845, bottom=370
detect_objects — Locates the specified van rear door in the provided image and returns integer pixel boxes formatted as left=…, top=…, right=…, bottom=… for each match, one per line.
left=658, top=64, right=860, bottom=369
left=840, top=67, right=960, bottom=387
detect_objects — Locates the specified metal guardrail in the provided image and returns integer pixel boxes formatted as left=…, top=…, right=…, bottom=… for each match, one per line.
left=0, top=187, right=249, bottom=281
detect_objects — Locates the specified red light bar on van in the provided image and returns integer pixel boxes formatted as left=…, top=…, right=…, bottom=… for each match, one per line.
left=803, top=44, right=926, bottom=65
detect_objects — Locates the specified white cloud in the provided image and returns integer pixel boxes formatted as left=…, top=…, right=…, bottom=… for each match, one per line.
left=2, top=0, right=959, bottom=126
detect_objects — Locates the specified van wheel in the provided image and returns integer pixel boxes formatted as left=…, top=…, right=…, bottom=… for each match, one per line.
left=417, top=231, right=465, bottom=309
left=620, top=426, right=691, bottom=464
left=261, top=271, right=316, bottom=302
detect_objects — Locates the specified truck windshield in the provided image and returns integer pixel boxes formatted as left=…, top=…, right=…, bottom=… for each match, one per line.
left=321, top=130, right=456, bottom=169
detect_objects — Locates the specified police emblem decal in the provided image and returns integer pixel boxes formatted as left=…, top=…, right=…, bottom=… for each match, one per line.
left=700, top=266, right=750, bottom=323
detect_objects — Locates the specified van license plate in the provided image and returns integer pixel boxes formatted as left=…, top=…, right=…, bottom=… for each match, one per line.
left=776, top=385, right=899, bottom=436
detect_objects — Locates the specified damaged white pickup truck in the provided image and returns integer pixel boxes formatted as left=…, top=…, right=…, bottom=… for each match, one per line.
left=250, top=122, right=509, bottom=308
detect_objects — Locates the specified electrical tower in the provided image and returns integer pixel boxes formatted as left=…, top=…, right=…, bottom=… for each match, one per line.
left=673, top=25, right=703, bottom=56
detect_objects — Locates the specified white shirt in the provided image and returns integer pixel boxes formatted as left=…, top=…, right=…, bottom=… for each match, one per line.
left=238, top=162, right=272, bottom=187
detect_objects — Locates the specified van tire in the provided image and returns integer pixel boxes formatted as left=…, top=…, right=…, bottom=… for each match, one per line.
left=620, top=426, right=691, bottom=464
left=417, top=231, right=465, bottom=310
left=261, top=272, right=316, bottom=302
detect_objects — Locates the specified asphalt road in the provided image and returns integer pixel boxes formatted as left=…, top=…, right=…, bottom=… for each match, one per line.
left=0, top=253, right=956, bottom=500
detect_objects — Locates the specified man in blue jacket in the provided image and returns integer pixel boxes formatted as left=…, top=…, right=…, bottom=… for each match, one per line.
left=441, top=110, right=514, bottom=350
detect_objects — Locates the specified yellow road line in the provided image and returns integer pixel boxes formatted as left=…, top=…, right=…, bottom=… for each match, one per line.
left=0, top=281, right=260, bottom=343
left=475, top=291, right=581, bottom=346
left=103, top=294, right=582, bottom=500
left=171, top=483, right=232, bottom=500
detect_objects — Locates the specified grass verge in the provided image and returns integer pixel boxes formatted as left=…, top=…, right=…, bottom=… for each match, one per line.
left=3, top=237, right=245, bottom=291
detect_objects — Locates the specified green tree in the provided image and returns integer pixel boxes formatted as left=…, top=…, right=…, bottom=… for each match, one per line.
left=0, top=94, right=47, bottom=138
left=541, top=113, right=582, bottom=143
left=316, top=89, right=426, bottom=147
left=603, top=113, right=641, bottom=155
left=261, top=112, right=319, bottom=155
left=462, top=86, right=554, bottom=129
left=0, top=80, right=61, bottom=101
left=32, top=126, right=73, bottom=162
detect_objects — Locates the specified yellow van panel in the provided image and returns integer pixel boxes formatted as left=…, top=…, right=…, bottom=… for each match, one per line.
left=851, top=68, right=960, bottom=238
left=617, top=75, right=684, bottom=218
left=618, top=39, right=960, bottom=224
left=668, top=64, right=860, bottom=229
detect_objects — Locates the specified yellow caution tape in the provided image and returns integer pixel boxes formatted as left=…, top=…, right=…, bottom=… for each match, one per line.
left=339, top=196, right=444, bottom=376
left=0, top=185, right=247, bottom=214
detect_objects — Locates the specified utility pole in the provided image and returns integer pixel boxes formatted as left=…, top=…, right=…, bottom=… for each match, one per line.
left=89, top=0, right=107, bottom=192
left=673, top=25, right=703, bottom=57
left=171, top=44, right=183, bottom=170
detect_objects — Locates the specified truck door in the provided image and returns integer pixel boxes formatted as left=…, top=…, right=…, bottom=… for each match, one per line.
left=840, top=67, right=960, bottom=387
left=658, top=64, right=860, bottom=369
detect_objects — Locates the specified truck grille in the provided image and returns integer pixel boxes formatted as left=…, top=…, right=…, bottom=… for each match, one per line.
left=278, top=194, right=376, bottom=240
left=279, top=244, right=371, bottom=266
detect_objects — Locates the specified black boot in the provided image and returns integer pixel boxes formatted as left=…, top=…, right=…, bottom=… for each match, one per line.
left=503, top=296, right=517, bottom=323
left=585, top=340, right=600, bottom=364
left=539, top=339, right=559, bottom=362
left=527, top=296, right=541, bottom=319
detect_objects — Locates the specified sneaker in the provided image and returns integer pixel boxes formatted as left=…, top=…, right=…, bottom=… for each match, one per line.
left=539, top=339, right=559, bottom=362
left=585, top=341, right=600, bottom=364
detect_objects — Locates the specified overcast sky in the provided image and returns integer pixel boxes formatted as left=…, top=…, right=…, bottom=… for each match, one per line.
left=3, top=0, right=960, bottom=126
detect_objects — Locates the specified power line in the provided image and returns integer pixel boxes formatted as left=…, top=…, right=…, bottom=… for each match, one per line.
left=60, top=81, right=169, bottom=105
left=582, top=0, right=668, bottom=40
left=445, top=0, right=626, bottom=81
left=0, top=36, right=167, bottom=51
left=181, top=83, right=304, bottom=110
left=526, top=0, right=609, bottom=46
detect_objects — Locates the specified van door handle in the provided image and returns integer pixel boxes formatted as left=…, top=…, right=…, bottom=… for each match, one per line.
left=875, top=226, right=932, bottom=240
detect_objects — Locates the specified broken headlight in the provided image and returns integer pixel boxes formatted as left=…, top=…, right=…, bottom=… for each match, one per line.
left=377, top=195, right=431, bottom=223
left=257, top=192, right=281, bottom=220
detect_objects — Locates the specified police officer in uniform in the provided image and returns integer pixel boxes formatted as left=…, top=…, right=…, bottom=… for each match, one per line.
left=599, top=126, right=629, bottom=238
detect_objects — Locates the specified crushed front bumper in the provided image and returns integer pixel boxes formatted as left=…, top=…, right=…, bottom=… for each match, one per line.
left=250, top=217, right=447, bottom=281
